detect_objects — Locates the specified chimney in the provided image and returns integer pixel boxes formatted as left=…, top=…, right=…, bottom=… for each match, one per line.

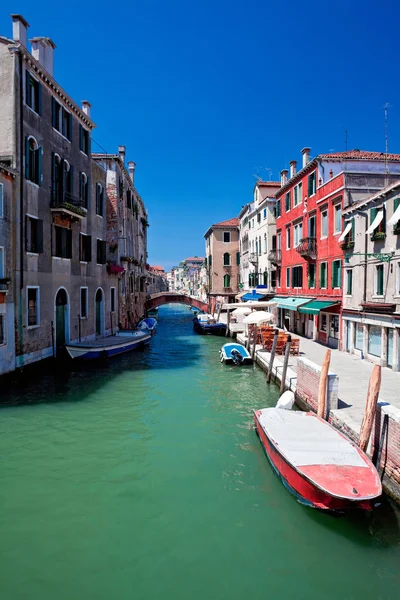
left=118, top=145, right=126, bottom=164
left=128, top=160, right=136, bottom=184
left=301, top=147, right=311, bottom=168
left=30, top=37, right=56, bottom=77
left=81, top=101, right=91, bottom=118
left=11, top=14, right=29, bottom=47
left=289, top=160, right=297, bottom=178
left=280, top=169, right=288, bottom=186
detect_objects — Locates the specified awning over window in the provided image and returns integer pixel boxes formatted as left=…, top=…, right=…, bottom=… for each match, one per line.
left=298, top=300, right=339, bottom=315
left=242, top=292, right=265, bottom=301
left=338, top=221, right=352, bottom=243
left=388, top=204, right=400, bottom=226
left=264, top=296, right=283, bottom=306
left=366, top=210, right=384, bottom=234
left=277, top=297, right=314, bottom=311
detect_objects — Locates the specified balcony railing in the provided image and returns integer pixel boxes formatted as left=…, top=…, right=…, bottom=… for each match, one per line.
left=50, top=190, right=87, bottom=218
left=296, top=237, right=316, bottom=259
left=268, top=249, right=281, bottom=265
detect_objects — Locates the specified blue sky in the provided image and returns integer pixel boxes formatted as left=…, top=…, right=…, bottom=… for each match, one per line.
left=2, top=1, right=400, bottom=270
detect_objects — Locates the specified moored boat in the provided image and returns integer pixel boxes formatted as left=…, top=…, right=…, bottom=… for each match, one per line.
left=193, top=313, right=226, bottom=336
left=254, top=405, right=382, bottom=511
left=65, top=331, right=151, bottom=360
left=219, top=343, right=252, bottom=365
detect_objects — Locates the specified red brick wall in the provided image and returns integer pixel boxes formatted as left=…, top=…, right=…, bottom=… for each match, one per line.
left=296, top=357, right=339, bottom=413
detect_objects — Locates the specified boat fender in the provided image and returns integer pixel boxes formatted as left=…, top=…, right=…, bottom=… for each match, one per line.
left=276, top=390, right=295, bottom=410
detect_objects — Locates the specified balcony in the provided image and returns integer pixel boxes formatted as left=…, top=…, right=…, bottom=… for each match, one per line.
left=339, top=239, right=355, bottom=250
left=268, top=249, right=281, bottom=265
left=50, top=190, right=87, bottom=219
left=296, top=237, right=316, bottom=260
left=249, top=253, right=258, bottom=265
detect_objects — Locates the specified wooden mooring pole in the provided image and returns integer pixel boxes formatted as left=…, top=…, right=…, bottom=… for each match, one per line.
left=251, top=326, right=258, bottom=361
left=280, top=335, right=292, bottom=394
left=359, top=365, right=381, bottom=453
left=225, top=309, right=230, bottom=337
left=317, top=349, right=331, bottom=420
left=266, top=329, right=279, bottom=384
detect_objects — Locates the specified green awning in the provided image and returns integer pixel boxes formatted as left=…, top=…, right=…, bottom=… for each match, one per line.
left=264, top=296, right=284, bottom=305
left=277, top=297, right=314, bottom=311
left=298, top=300, right=338, bottom=315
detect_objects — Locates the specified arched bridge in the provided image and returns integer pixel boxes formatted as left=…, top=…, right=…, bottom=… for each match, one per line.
left=145, top=292, right=210, bottom=313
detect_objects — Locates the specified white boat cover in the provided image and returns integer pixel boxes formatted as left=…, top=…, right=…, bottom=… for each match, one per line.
left=258, top=408, right=367, bottom=468
left=365, top=210, right=384, bottom=234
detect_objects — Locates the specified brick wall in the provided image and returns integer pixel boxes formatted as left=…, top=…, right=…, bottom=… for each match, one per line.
left=296, top=357, right=339, bottom=413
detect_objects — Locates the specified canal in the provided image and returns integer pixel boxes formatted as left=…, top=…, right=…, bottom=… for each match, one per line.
left=1, top=304, right=400, bottom=599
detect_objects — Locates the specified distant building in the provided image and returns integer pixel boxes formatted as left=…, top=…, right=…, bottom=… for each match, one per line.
left=204, top=218, right=239, bottom=311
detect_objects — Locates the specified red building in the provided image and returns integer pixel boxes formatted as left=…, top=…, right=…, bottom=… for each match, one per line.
left=272, top=148, right=400, bottom=347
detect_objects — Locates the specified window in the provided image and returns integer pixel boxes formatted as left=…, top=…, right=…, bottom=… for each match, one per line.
left=54, top=226, right=72, bottom=259
left=79, top=125, right=90, bottom=154
left=25, top=216, right=43, bottom=253
left=330, top=315, right=340, bottom=340
left=320, top=314, right=327, bottom=332
left=346, top=269, right=353, bottom=295
left=277, top=232, right=281, bottom=250
left=308, top=263, right=316, bottom=288
left=25, top=71, right=41, bottom=114
left=276, top=267, right=281, bottom=287
left=80, top=287, right=88, bottom=318
left=332, top=260, right=342, bottom=288
left=80, top=233, right=92, bottom=262
left=96, top=184, right=104, bottom=216
left=292, top=266, right=303, bottom=288
left=52, top=98, right=72, bottom=140
left=286, top=267, right=290, bottom=288
left=223, top=231, right=230, bottom=243
left=64, top=161, right=73, bottom=195
left=208, top=255, right=212, bottom=267
left=263, top=270, right=268, bottom=285
left=309, top=214, right=316, bottom=238
left=79, top=172, right=89, bottom=208
left=276, top=200, right=281, bottom=218
left=236, top=252, right=240, bottom=266
left=334, top=203, right=342, bottom=234
left=263, top=208, right=267, bottom=220
left=111, top=287, right=116, bottom=312
left=286, top=226, right=291, bottom=249
left=375, top=264, right=384, bottom=296
left=223, top=274, right=231, bottom=288
left=294, top=182, right=302, bottom=206
left=370, top=207, right=386, bottom=236
left=0, top=183, right=3, bottom=218
left=393, top=198, right=400, bottom=232
left=285, top=192, right=291, bottom=212
left=368, top=325, right=382, bottom=357
left=223, top=252, right=230, bottom=266
left=0, top=247, right=3, bottom=278
left=25, top=137, right=42, bottom=185
left=257, top=213, right=261, bottom=223
left=320, top=262, right=327, bottom=288
left=97, top=239, right=107, bottom=264
left=271, top=270, right=277, bottom=288
left=308, top=171, right=316, bottom=196
left=355, top=323, right=363, bottom=350
left=294, top=222, right=303, bottom=247
left=0, top=314, right=4, bottom=345
left=27, top=287, right=40, bottom=327
left=321, top=209, right=328, bottom=238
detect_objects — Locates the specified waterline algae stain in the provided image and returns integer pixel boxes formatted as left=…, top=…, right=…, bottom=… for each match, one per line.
left=1, top=305, right=400, bottom=599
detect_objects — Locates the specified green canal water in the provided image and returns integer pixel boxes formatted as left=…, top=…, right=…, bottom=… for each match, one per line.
left=1, top=304, right=400, bottom=599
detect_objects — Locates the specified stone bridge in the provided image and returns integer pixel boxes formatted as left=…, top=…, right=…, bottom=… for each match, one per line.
left=145, top=292, right=210, bottom=313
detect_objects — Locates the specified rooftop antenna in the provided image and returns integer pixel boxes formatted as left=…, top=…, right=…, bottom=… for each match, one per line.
left=345, top=129, right=348, bottom=151
left=264, top=167, right=272, bottom=181
left=384, top=102, right=391, bottom=180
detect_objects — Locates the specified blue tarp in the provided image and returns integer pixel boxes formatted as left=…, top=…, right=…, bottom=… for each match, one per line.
left=242, top=293, right=265, bottom=301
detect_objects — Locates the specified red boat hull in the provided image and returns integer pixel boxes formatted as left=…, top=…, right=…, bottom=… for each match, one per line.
left=254, top=413, right=377, bottom=511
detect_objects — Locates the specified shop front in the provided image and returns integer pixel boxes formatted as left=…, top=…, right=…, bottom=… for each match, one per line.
left=275, top=297, right=314, bottom=333
left=298, top=300, right=341, bottom=347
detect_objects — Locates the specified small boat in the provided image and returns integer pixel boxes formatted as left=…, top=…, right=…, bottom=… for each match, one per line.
left=147, top=308, right=158, bottom=318
left=193, top=313, right=226, bottom=336
left=65, top=331, right=151, bottom=360
left=254, top=399, right=382, bottom=511
left=219, top=343, right=252, bottom=365
left=138, top=317, right=157, bottom=334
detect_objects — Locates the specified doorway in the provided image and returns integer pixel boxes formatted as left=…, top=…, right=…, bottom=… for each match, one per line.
left=55, top=288, right=68, bottom=350
left=95, top=288, right=104, bottom=336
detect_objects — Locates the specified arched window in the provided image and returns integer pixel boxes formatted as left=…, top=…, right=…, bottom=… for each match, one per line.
left=223, top=274, right=231, bottom=288
left=223, top=252, right=230, bottom=266
left=64, top=160, right=73, bottom=195
left=25, top=136, right=42, bottom=185
left=79, top=172, right=89, bottom=208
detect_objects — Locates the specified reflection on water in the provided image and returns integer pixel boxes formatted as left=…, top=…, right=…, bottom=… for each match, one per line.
left=1, top=304, right=400, bottom=600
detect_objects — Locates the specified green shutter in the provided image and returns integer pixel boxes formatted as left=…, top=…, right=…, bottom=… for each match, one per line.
left=308, top=174, right=312, bottom=196
left=332, top=261, right=337, bottom=287
left=236, top=252, right=240, bottom=265
left=25, top=137, right=30, bottom=179
left=37, top=147, right=42, bottom=185
left=370, top=207, right=377, bottom=227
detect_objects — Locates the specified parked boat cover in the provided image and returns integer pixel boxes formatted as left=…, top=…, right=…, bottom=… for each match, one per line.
left=258, top=409, right=367, bottom=468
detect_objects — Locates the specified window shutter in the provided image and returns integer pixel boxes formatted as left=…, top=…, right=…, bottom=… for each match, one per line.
left=37, top=83, right=42, bottom=115
left=69, top=165, right=74, bottom=194
left=25, top=215, right=29, bottom=251
left=68, top=113, right=72, bottom=141
left=25, top=137, right=30, bottom=179
left=25, top=70, right=31, bottom=106
left=37, top=219, right=44, bottom=253
left=51, top=97, right=57, bottom=128
left=87, top=134, right=91, bottom=155
left=51, top=152, right=56, bottom=195
left=236, top=252, right=240, bottom=265
left=370, top=207, right=377, bottom=227
left=37, top=147, right=43, bottom=185
left=382, top=205, right=386, bottom=232
left=86, top=176, right=91, bottom=208
left=101, top=240, right=107, bottom=264
left=394, top=198, right=400, bottom=212
left=338, top=261, right=342, bottom=287
left=79, top=125, right=83, bottom=151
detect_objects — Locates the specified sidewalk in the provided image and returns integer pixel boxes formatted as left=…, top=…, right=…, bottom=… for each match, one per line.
left=238, top=332, right=400, bottom=431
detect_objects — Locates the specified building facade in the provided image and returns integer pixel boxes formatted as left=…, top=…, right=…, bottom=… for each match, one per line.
left=204, top=218, right=240, bottom=311
left=342, top=179, right=400, bottom=370
left=0, top=15, right=119, bottom=367
left=274, top=148, right=400, bottom=347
